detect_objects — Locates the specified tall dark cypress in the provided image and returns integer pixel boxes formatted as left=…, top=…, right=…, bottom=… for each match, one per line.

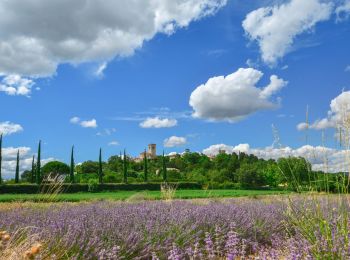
left=98, top=148, right=103, bottom=184
left=70, top=146, right=75, bottom=183
left=162, top=151, right=167, bottom=182
left=15, top=150, right=19, bottom=183
left=31, top=155, right=35, bottom=183
left=0, top=133, right=2, bottom=184
left=36, top=140, right=41, bottom=184
left=144, top=149, right=148, bottom=182
left=123, top=149, right=128, bottom=183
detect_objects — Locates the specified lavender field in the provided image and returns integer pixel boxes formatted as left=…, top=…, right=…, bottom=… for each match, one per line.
left=0, top=196, right=349, bottom=259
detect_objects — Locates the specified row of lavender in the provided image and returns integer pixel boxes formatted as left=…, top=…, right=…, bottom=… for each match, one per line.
left=0, top=198, right=348, bottom=259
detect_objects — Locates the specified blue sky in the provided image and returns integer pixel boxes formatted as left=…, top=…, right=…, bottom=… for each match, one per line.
left=1, top=0, right=350, bottom=177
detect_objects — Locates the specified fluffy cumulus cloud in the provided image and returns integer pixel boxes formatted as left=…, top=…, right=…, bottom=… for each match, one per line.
left=70, top=117, right=98, bottom=128
left=140, top=117, right=178, bottom=128
left=164, top=136, right=187, bottom=147
left=189, top=68, right=287, bottom=122
left=0, top=0, right=226, bottom=78
left=0, top=75, right=35, bottom=96
left=297, top=91, right=350, bottom=131
left=202, top=143, right=349, bottom=173
left=0, top=121, right=23, bottom=136
left=336, top=0, right=350, bottom=21
left=242, top=0, right=333, bottom=65
left=1, top=146, right=54, bottom=179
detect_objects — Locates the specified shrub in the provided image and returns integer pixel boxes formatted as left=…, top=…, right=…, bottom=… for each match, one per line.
left=88, top=179, right=99, bottom=193
left=0, top=182, right=202, bottom=194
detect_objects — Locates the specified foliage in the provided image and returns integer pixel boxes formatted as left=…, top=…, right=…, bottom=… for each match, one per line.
left=36, top=141, right=41, bottom=184
left=0, top=182, right=202, bottom=194
left=41, top=161, right=70, bottom=177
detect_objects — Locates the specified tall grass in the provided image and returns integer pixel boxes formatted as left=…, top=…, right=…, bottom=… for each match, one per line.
left=282, top=104, right=350, bottom=259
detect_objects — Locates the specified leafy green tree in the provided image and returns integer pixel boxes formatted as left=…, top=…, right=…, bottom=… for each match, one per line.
left=21, top=170, right=32, bottom=182
left=98, top=148, right=103, bottom=184
left=0, top=133, right=2, bottom=184
left=36, top=140, right=41, bottom=184
left=277, top=157, right=311, bottom=190
left=123, top=149, right=128, bottom=183
left=80, top=161, right=100, bottom=174
left=70, top=146, right=75, bottom=183
left=236, top=163, right=266, bottom=188
left=15, top=150, right=19, bottom=183
left=144, top=149, right=148, bottom=182
left=42, top=161, right=70, bottom=178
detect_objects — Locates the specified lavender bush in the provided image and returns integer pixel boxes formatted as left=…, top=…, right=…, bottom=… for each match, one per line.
left=0, top=197, right=348, bottom=259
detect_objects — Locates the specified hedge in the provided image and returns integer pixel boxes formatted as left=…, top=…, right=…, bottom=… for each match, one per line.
left=0, top=182, right=202, bottom=194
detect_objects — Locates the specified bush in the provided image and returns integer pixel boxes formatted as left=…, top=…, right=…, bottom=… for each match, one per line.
left=0, top=182, right=202, bottom=194
left=88, top=179, right=99, bottom=192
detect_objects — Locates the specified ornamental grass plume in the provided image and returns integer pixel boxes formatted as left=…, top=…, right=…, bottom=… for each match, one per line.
left=160, top=182, right=177, bottom=201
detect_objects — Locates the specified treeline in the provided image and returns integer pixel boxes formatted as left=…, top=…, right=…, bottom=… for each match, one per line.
left=1, top=135, right=347, bottom=191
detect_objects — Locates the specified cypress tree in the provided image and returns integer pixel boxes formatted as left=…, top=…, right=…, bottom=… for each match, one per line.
left=36, top=140, right=41, bottom=184
left=162, top=151, right=167, bottom=182
left=98, top=148, right=103, bottom=184
left=144, top=149, right=148, bottom=182
left=15, top=150, right=19, bottom=183
left=31, top=155, right=35, bottom=183
left=123, top=149, right=127, bottom=183
left=70, top=146, right=75, bottom=183
left=0, top=133, right=2, bottom=184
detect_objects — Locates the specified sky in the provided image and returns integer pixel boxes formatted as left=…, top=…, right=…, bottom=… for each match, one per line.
left=1, top=0, right=350, bottom=178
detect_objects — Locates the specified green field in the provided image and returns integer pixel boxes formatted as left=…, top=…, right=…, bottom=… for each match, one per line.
left=0, top=189, right=290, bottom=202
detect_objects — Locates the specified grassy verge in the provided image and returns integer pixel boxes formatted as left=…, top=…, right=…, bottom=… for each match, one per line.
left=0, top=189, right=290, bottom=202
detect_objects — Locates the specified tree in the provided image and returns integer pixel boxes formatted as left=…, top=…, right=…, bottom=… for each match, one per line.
left=21, top=170, right=32, bottom=182
left=80, top=161, right=99, bottom=174
left=15, top=150, right=19, bottom=183
left=36, top=140, right=41, bottom=184
left=98, top=148, right=103, bottom=184
left=144, top=149, right=148, bottom=182
left=162, top=151, right=167, bottom=182
left=0, top=133, right=2, bottom=184
left=70, top=146, right=75, bottom=183
left=123, top=149, right=128, bottom=183
left=31, top=155, right=36, bottom=183
left=42, top=161, right=70, bottom=178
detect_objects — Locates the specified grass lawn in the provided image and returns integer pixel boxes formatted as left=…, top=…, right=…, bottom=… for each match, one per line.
left=0, top=189, right=290, bottom=202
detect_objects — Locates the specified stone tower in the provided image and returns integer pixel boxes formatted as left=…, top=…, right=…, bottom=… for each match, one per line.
left=148, top=144, right=157, bottom=158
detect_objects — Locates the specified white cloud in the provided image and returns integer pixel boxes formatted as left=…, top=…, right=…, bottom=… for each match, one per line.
left=70, top=117, right=80, bottom=124
left=108, top=141, right=119, bottom=146
left=140, top=117, right=178, bottom=128
left=80, top=119, right=98, bottom=128
left=345, top=65, right=350, bottom=72
left=0, top=75, right=35, bottom=96
left=202, top=143, right=350, bottom=173
left=0, top=121, right=23, bottom=136
left=0, top=0, right=226, bottom=78
left=1, top=146, right=55, bottom=179
left=242, top=0, right=333, bottom=65
left=189, top=68, right=287, bottom=122
left=94, top=62, right=107, bottom=78
left=297, top=91, right=350, bottom=131
left=164, top=136, right=187, bottom=147
left=336, top=0, right=350, bottom=21
left=70, top=117, right=98, bottom=128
